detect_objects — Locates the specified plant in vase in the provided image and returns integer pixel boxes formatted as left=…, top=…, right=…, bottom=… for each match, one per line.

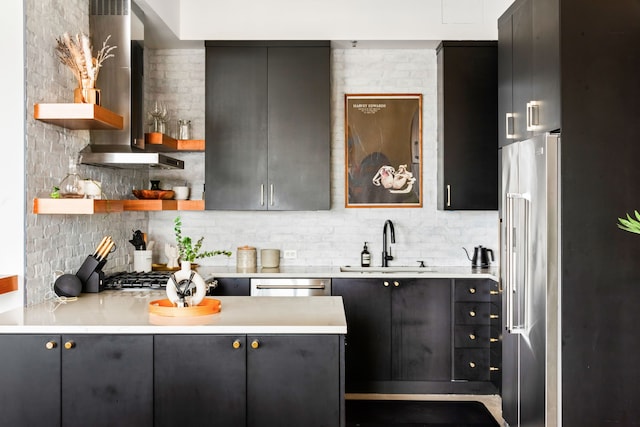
left=55, top=32, right=116, bottom=104
left=174, top=216, right=232, bottom=267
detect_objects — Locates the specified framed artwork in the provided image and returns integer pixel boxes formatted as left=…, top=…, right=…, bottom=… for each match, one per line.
left=345, top=94, right=422, bottom=208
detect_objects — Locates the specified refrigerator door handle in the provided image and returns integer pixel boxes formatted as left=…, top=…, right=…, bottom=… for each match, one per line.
left=506, top=192, right=528, bottom=334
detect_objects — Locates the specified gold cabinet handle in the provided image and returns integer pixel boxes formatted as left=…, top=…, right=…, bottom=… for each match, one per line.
left=232, top=340, right=241, bottom=349
left=490, top=338, right=499, bottom=343
left=490, top=290, right=499, bottom=295
left=393, top=281, right=400, bottom=287
left=469, top=311, right=476, bottom=317
left=251, top=339, right=260, bottom=349
left=469, top=334, right=476, bottom=340
left=64, top=340, right=75, bottom=350
left=468, top=287, right=476, bottom=294
left=383, top=281, right=390, bottom=287
left=469, top=362, right=476, bottom=368
left=45, top=341, right=57, bottom=350
left=490, top=367, right=500, bottom=371
left=490, top=314, right=499, bottom=319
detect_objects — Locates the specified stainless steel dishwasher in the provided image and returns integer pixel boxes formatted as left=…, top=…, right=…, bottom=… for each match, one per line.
left=250, top=278, right=331, bottom=296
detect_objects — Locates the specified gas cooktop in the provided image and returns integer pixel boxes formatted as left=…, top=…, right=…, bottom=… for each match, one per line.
left=103, top=271, right=171, bottom=290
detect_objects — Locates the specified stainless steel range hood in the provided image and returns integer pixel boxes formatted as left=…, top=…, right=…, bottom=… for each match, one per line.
left=81, top=0, right=183, bottom=169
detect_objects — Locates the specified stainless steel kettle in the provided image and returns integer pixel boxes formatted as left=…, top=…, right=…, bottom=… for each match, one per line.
left=463, top=245, right=494, bottom=268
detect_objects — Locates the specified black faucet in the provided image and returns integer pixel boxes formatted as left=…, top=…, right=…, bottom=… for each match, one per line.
left=382, top=220, right=395, bottom=267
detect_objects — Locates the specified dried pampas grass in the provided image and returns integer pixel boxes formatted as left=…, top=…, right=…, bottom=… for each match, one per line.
left=55, top=32, right=116, bottom=88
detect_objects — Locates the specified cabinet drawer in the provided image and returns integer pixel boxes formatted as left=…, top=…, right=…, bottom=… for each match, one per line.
left=454, top=325, right=491, bottom=348
left=455, top=302, right=494, bottom=325
left=454, top=279, right=494, bottom=302
left=454, top=349, right=490, bottom=381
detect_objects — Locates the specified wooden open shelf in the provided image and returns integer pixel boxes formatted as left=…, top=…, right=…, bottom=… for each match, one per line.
left=33, top=198, right=205, bottom=214
left=33, top=198, right=124, bottom=214
left=34, top=103, right=124, bottom=130
left=123, top=199, right=178, bottom=211
left=0, top=275, right=18, bottom=295
left=144, top=132, right=205, bottom=151
left=177, top=200, right=205, bottom=210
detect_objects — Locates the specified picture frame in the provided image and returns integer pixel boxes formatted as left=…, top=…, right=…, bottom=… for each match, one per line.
left=345, top=94, right=422, bottom=208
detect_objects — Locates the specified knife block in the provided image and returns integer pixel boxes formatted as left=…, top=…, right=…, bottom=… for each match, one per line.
left=76, top=255, right=107, bottom=293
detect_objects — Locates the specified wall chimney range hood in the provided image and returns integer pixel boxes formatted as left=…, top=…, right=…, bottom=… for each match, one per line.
left=81, top=0, right=183, bottom=169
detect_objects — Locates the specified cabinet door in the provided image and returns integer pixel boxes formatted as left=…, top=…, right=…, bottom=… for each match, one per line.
left=511, top=0, right=533, bottom=142
left=532, top=0, right=560, bottom=133
left=498, top=13, right=514, bottom=147
left=391, top=279, right=452, bottom=381
left=332, top=278, right=392, bottom=385
left=247, top=334, right=342, bottom=427
left=437, top=42, right=498, bottom=210
left=0, top=335, right=61, bottom=427
left=205, top=46, right=268, bottom=210
left=61, top=335, right=153, bottom=427
left=267, top=46, right=330, bottom=210
left=154, top=335, right=246, bottom=427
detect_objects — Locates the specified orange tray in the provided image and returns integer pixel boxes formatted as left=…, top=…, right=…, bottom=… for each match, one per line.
left=148, top=298, right=221, bottom=317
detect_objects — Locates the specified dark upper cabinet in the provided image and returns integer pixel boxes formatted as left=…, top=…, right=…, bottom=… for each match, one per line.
left=498, top=0, right=560, bottom=147
left=437, top=41, right=498, bottom=210
left=205, top=41, right=330, bottom=211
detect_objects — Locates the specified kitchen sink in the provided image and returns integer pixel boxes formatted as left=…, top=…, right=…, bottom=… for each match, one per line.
left=340, top=266, right=434, bottom=273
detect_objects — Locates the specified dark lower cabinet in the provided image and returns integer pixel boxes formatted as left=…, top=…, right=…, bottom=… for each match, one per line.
left=1, top=333, right=343, bottom=427
left=453, top=280, right=501, bottom=383
left=62, top=335, right=153, bottom=427
left=332, top=278, right=451, bottom=392
left=154, top=335, right=247, bottom=427
left=333, top=278, right=500, bottom=395
left=0, top=334, right=153, bottom=427
left=155, top=334, right=344, bottom=427
left=0, top=335, right=60, bottom=427
left=247, top=335, right=342, bottom=427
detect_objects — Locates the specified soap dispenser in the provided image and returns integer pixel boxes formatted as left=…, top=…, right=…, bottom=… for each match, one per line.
left=361, top=242, right=371, bottom=267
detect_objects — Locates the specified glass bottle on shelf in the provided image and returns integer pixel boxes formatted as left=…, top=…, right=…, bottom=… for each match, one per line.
left=59, top=155, right=84, bottom=199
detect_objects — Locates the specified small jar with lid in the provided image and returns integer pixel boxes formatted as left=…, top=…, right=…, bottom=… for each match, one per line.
left=236, top=246, right=257, bottom=272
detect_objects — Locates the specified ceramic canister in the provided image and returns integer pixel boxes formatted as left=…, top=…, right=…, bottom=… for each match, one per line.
left=236, top=246, right=257, bottom=271
left=261, top=249, right=280, bottom=268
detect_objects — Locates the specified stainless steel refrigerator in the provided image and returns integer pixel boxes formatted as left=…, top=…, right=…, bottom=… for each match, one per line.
left=500, top=133, right=560, bottom=427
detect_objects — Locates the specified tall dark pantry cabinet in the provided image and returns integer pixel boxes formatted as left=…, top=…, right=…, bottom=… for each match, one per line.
left=498, top=0, right=640, bottom=425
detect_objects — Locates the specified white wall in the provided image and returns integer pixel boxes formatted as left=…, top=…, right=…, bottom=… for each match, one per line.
left=147, top=48, right=499, bottom=268
left=0, top=0, right=25, bottom=311
left=162, top=0, right=514, bottom=42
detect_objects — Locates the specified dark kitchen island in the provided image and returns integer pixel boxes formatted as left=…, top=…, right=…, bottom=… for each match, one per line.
left=0, top=293, right=346, bottom=427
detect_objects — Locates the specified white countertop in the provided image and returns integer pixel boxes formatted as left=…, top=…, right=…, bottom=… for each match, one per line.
left=0, top=292, right=347, bottom=335
left=196, top=265, right=499, bottom=281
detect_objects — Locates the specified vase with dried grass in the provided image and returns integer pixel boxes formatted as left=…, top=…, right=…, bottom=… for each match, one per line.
left=55, top=32, right=116, bottom=105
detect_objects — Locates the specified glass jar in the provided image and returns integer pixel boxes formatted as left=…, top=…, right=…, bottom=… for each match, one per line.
left=59, top=155, right=84, bottom=199
left=178, top=119, right=192, bottom=140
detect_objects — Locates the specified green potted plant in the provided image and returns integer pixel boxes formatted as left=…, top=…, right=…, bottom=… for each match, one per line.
left=174, top=216, right=231, bottom=264
left=618, top=211, right=640, bottom=235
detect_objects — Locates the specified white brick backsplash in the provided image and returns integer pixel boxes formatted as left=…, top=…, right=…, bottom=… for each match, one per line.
left=24, top=0, right=149, bottom=305
left=147, top=48, right=499, bottom=269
